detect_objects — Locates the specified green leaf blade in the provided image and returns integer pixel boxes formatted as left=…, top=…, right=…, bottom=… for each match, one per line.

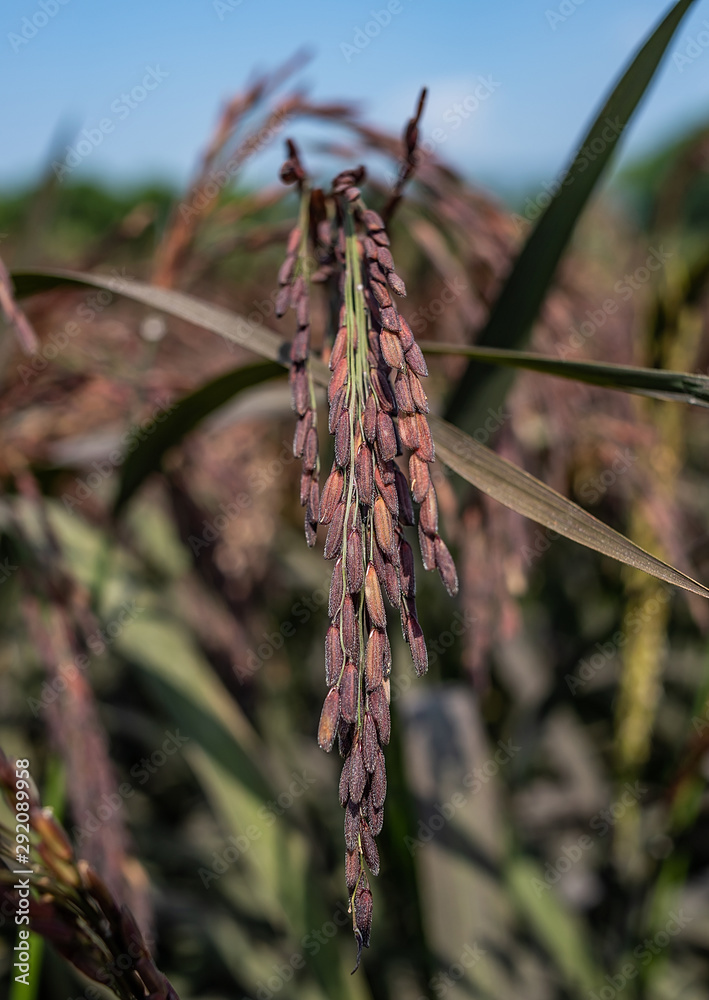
left=445, top=0, right=700, bottom=431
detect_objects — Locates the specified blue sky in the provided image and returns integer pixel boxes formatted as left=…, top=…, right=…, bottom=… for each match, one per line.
left=2, top=0, right=709, bottom=200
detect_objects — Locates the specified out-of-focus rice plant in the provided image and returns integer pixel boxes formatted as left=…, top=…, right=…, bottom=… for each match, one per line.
left=2, top=3, right=709, bottom=997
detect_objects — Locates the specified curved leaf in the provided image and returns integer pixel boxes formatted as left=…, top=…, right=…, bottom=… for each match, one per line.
left=445, top=0, right=700, bottom=430
left=13, top=266, right=709, bottom=600
left=421, top=341, right=709, bottom=407
left=11, top=268, right=288, bottom=364
left=429, top=414, right=709, bottom=601
left=115, top=361, right=284, bottom=513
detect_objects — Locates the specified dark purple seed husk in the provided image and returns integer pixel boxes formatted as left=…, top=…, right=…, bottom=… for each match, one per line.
left=375, top=456, right=396, bottom=485
left=342, top=595, right=358, bottom=659
left=394, top=370, right=414, bottom=412
left=369, top=799, right=384, bottom=836
left=387, top=272, right=407, bottom=297
left=370, top=367, right=396, bottom=413
left=339, top=757, right=352, bottom=807
left=345, top=848, right=360, bottom=891
left=275, top=285, right=291, bottom=317
left=307, top=478, right=319, bottom=522
left=372, top=750, right=387, bottom=808
left=354, top=881, right=373, bottom=949
left=296, top=293, right=309, bottom=327
left=293, top=414, right=309, bottom=458
left=320, top=467, right=344, bottom=524
left=363, top=713, right=378, bottom=772
left=398, top=413, right=420, bottom=451
left=398, top=316, right=415, bottom=350
left=303, top=427, right=318, bottom=472
left=363, top=236, right=378, bottom=259
left=370, top=280, right=392, bottom=309
left=340, top=659, right=358, bottom=723
left=328, top=357, right=348, bottom=404
left=376, top=246, right=394, bottom=272
left=324, top=501, right=346, bottom=559
left=344, top=800, right=360, bottom=851
left=374, top=466, right=399, bottom=517
left=435, top=536, right=459, bottom=596
left=346, top=530, right=364, bottom=594
left=365, top=629, right=385, bottom=691
left=338, top=718, right=355, bottom=757
left=399, top=539, right=416, bottom=599
left=381, top=630, right=392, bottom=677
left=300, top=471, right=312, bottom=507
left=328, top=385, right=346, bottom=434
left=420, top=488, right=438, bottom=535
left=369, top=685, right=391, bottom=745
left=335, top=411, right=351, bottom=468
left=375, top=412, right=398, bottom=462
left=405, top=342, right=428, bottom=377
left=409, top=452, right=430, bottom=504
left=318, top=688, right=340, bottom=751
left=355, top=444, right=375, bottom=505
left=418, top=522, right=436, bottom=571
left=408, top=371, right=429, bottom=413
left=349, top=745, right=366, bottom=803
left=383, top=560, right=401, bottom=609
left=329, top=558, right=344, bottom=617
left=289, top=364, right=309, bottom=415
left=379, top=306, right=400, bottom=332
left=394, top=468, right=415, bottom=525
left=368, top=260, right=387, bottom=283
left=363, top=209, right=385, bottom=232
left=364, top=564, right=387, bottom=630
left=290, top=325, right=310, bottom=363
left=416, top=415, right=435, bottom=462
left=408, top=615, right=428, bottom=676
left=329, top=327, right=348, bottom=371
left=278, top=255, right=295, bottom=285
left=373, top=497, right=394, bottom=557
left=325, top=624, right=344, bottom=686
left=361, top=822, right=380, bottom=876
left=363, top=394, right=377, bottom=443
left=380, top=329, right=404, bottom=369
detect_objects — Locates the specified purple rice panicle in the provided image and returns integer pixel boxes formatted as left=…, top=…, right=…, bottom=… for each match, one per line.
left=277, top=142, right=458, bottom=970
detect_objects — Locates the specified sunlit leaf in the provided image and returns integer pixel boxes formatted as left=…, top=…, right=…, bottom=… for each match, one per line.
left=445, top=0, right=700, bottom=431
left=430, top=414, right=709, bottom=601
left=421, top=341, right=709, bottom=407
left=14, top=267, right=709, bottom=601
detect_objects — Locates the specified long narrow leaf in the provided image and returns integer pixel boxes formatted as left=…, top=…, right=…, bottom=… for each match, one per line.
left=429, top=414, right=709, bottom=601
left=445, top=0, right=699, bottom=430
left=421, top=341, right=709, bottom=407
left=13, top=267, right=709, bottom=600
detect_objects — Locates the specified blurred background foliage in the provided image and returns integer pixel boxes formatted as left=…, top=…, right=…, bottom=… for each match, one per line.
left=2, top=23, right=709, bottom=1000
